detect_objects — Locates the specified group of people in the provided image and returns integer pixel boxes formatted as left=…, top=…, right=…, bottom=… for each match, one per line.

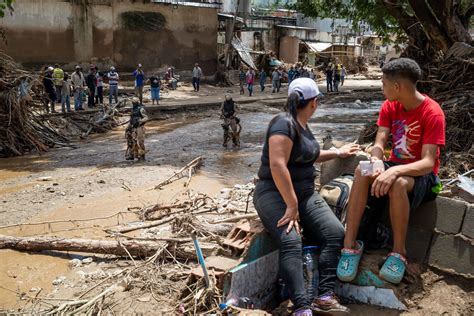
left=238, top=65, right=318, bottom=97
left=253, top=58, right=445, bottom=315
left=42, top=64, right=121, bottom=113
left=325, top=60, right=346, bottom=93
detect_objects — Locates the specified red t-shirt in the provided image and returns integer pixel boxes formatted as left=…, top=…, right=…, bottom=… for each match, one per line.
left=377, top=95, right=445, bottom=175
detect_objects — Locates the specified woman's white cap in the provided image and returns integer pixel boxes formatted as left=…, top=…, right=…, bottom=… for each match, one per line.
left=288, top=78, right=322, bottom=100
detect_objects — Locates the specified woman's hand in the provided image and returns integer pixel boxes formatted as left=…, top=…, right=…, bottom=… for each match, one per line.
left=277, top=206, right=300, bottom=234
left=338, top=143, right=360, bottom=158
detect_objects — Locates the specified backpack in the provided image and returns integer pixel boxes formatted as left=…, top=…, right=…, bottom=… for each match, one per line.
left=320, top=174, right=392, bottom=249
left=130, top=106, right=143, bottom=128
left=319, top=174, right=353, bottom=223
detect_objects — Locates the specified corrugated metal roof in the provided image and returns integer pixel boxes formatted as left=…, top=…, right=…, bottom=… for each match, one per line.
left=231, top=37, right=257, bottom=70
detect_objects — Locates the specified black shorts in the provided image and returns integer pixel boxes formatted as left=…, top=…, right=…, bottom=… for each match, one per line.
left=368, top=161, right=440, bottom=211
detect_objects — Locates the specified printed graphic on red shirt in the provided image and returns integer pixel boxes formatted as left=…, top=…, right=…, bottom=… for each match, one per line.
left=392, top=119, right=421, bottom=160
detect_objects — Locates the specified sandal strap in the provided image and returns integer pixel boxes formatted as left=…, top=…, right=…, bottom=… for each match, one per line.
left=341, top=247, right=361, bottom=255
left=387, top=252, right=407, bottom=264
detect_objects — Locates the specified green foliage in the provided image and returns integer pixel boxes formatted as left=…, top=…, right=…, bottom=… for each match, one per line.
left=292, top=0, right=410, bottom=45
left=0, top=0, right=14, bottom=18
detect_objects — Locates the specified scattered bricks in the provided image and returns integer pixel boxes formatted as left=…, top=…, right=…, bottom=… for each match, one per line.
left=406, top=226, right=433, bottom=263
left=461, top=204, right=474, bottom=239
left=427, top=233, right=474, bottom=277
left=410, top=197, right=467, bottom=234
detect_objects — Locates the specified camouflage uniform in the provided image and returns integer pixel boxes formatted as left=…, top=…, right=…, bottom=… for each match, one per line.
left=126, top=100, right=148, bottom=160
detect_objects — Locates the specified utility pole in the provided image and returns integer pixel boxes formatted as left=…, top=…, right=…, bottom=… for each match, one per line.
left=224, top=0, right=240, bottom=70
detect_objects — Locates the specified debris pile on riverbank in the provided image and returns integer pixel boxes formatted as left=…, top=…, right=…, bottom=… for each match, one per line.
left=0, top=53, right=70, bottom=157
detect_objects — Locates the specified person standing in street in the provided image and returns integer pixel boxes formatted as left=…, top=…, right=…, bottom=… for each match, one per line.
left=85, top=65, right=97, bottom=109
left=325, top=64, right=333, bottom=92
left=271, top=68, right=280, bottom=93
left=341, top=65, right=346, bottom=86
left=43, top=66, right=56, bottom=113
left=133, top=64, right=145, bottom=103
left=238, top=66, right=246, bottom=95
left=288, top=66, right=296, bottom=83
left=52, top=64, right=64, bottom=108
left=259, top=69, right=267, bottom=92
left=60, top=73, right=72, bottom=113
left=246, top=68, right=255, bottom=96
left=107, top=66, right=119, bottom=105
left=71, top=65, right=85, bottom=111
left=149, top=73, right=161, bottom=105
left=192, top=63, right=202, bottom=92
left=95, top=66, right=104, bottom=106
left=125, top=98, right=149, bottom=161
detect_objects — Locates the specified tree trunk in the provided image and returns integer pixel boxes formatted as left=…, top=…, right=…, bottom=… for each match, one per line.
left=407, top=0, right=452, bottom=52
left=0, top=235, right=163, bottom=257
left=427, top=0, right=473, bottom=44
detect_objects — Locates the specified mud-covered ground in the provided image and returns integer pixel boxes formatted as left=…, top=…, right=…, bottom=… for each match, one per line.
left=0, top=80, right=472, bottom=314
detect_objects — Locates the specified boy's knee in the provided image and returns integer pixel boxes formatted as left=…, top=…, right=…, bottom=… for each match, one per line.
left=389, top=176, right=410, bottom=196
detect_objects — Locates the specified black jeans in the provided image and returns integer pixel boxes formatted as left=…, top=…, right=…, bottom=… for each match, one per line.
left=253, top=180, right=344, bottom=310
left=192, top=77, right=200, bottom=91
left=95, top=86, right=103, bottom=104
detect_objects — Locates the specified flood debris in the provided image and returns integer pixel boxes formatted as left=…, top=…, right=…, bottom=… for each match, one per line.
left=0, top=53, right=70, bottom=157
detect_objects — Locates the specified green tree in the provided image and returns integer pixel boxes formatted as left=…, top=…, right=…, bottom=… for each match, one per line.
left=294, top=0, right=473, bottom=57
left=0, top=0, right=14, bottom=18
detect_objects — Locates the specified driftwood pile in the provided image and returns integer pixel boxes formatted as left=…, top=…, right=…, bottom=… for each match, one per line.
left=0, top=52, right=129, bottom=157
left=0, top=52, right=70, bottom=157
left=0, top=158, right=257, bottom=314
left=428, top=42, right=474, bottom=179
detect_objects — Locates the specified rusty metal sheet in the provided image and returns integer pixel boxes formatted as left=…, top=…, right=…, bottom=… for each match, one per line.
left=232, top=37, right=258, bottom=70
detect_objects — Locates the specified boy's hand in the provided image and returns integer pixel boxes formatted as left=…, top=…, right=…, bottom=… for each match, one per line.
left=371, top=167, right=398, bottom=198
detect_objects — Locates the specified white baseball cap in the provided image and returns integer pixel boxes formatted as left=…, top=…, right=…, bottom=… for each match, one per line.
left=288, top=78, right=322, bottom=100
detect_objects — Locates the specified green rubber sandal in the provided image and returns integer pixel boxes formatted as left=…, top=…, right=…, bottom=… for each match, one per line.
left=379, top=252, right=407, bottom=284
left=337, top=240, right=364, bottom=282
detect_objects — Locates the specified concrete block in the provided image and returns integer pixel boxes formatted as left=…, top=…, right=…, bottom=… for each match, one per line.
left=406, top=226, right=433, bottom=263
left=427, top=233, right=474, bottom=276
left=461, top=204, right=474, bottom=239
left=410, top=197, right=467, bottom=234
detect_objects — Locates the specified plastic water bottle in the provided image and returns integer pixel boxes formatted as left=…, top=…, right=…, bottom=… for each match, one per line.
left=219, top=296, right=254, bottom=310
left=302, top=245, right=320, bottom=301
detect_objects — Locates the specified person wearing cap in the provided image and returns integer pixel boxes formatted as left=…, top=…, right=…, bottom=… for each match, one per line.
left=253, top=78, right=359, bottom=315
left=71, top=65, right=85, bottom=111
left=192, top=63, right=202, bottom=92
left=125, top=97, right=149, bottom=161
left=85, top=65, right=97, bottom=109
left=42, top=66, right=57, bottom=113
left=107, top=66, right=119, bottom=105
left=52, top=64, right=64, bottom=107
left=133, top=64, right=145, bottom=103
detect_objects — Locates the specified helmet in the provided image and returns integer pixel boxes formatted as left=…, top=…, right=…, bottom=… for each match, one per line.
left=138, top=64, right=142, bottom=68
left=225, top=94, right=232, bottom=101
left=110, top=66, right=115, bottom=71
left=47, top=66, right=54, bottom=71
left=131, top=97, right=140, bottom=105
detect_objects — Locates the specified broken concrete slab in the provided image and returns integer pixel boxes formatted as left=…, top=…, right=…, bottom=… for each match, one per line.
left=461, top=204, right=474, bottom=239
left=427, top=232, right=474, bottom=277
left=410, top=196, right=467, bottom=234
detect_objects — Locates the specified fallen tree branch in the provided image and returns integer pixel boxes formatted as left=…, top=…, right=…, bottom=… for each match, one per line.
left=153, top=157, right=203, bottom=190
left=0, top=235, right=165, bottom=257
left=210, top=214, right=258, bottom=224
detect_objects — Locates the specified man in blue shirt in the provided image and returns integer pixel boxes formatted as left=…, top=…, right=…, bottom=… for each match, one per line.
left=133, top=64, right=145, bottom=103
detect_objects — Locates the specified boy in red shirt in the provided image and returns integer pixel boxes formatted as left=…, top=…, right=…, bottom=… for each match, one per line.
left=337, top=58, right=445, bottom=284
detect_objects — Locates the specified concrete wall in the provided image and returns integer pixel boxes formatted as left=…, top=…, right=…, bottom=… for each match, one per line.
left=0, top=0, right=218, bottom=72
